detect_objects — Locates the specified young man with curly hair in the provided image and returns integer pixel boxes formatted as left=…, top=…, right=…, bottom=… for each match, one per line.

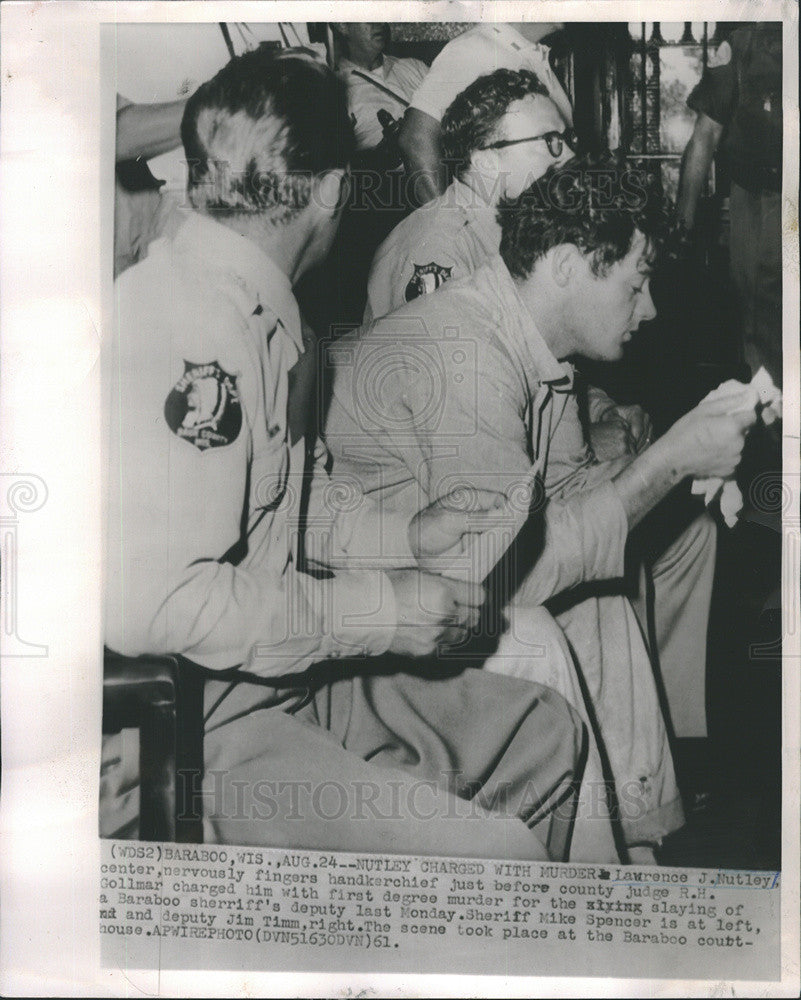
left=326, top=156, right=757, bottom=862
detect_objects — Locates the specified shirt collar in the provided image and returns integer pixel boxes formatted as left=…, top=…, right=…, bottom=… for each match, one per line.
left=449, top=178, right=502, bottom=256
left=339, top=56, right=390, bottom=80
left=173, top=211, right=303, bottom=352
left=484, top=256, right=573, bottom=389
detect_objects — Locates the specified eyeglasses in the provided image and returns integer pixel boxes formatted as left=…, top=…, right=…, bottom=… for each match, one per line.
left=480, top=127, right=579, bottom=159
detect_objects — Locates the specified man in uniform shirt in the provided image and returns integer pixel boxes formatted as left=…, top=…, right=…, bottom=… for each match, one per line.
left=367, top=72, right=717, bottom=744
left=104, top=50, right=586, bottom=859
left=366, top=68, right=574, bottom=321
left=326, top=158, right=757, bottom=858
left=399, top=21, right=572, bottom=204
left=332, top=22, right=428, bottom=152
left=677, top=22, right=782, bottom=385
left=368, top=69, right=652, bottom=462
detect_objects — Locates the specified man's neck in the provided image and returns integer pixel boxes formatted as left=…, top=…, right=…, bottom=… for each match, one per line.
left=350, top=51, right=384, bottom=72
left=461, top=168, right=505, bottom=209
left=218, top=214, right=308, bottom=286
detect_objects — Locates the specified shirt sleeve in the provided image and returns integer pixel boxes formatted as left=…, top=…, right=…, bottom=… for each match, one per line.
left=687, top=43, right=737, bottom=126
left=302, top=437, right=418, bottom=571
left=518, top=481, right=629, bottom=605
left=396, top=331, right=629, bottom=601
left=366, top=225, right=465, bottom=321
left=407, top=37, right=470, bottom=122
left=105, top=268, right=396, bottom=674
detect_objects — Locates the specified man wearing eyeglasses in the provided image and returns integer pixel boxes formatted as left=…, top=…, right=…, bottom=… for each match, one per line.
left=399, top=21, right=572, bottom=206
left=365, top=69, right=575, bottom=322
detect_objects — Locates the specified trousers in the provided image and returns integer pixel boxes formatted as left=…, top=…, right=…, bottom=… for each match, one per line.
left=201, top=664, right=585, bottom=861
left=630, top=511, right=717, bottom=739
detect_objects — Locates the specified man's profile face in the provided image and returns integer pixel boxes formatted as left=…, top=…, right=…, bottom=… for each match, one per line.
left=569, top=229, right=657, bottom=362
left=338, top=23, right=389, bottom=67
left=497, top=94, right=572, bottom=199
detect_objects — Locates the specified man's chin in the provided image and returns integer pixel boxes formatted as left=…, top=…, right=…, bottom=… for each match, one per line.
left=593, top=346, right=627, bottom=364
left=612, top=337, right=633, bottom=360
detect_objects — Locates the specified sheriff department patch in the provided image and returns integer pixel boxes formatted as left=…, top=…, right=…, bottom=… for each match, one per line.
left=164, top=360, right=242, bottom=451
left=404, top=261, right=453, bottom=301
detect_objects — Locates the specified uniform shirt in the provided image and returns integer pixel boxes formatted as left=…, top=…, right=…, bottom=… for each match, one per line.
left=363, top=176, right=618, bottom=433
left=325, top=255, right=629, bottom=605
left=106, top=210, right=418, bottom=674
left=409, top=23, right=573, bottom=126
left=365, top=177, right=499, bottom=323
left=687, top=24, right=782, bottom=193
left=338, top=54, right=428, bottom=150
left=114, top=186, right=184, bottom=278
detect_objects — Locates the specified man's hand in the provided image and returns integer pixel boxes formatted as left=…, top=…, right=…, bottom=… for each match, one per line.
left=612, top=387, right=756, bottom=531
left=590, top=404, right=653, bottom=460
left=385, top=570, right=485, bottom=657
left=659, top=392, right=757, bottom=480
left=616, top=404, right=654, bottom=453
left=408, top=487, right=507, bottom=570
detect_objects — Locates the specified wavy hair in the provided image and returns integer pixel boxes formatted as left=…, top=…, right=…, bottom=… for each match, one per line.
left=499, top=152, right=671, bottom=279
left=181, top=49, right=354, bottom=222
left=441, top=68, right=550, bottom=180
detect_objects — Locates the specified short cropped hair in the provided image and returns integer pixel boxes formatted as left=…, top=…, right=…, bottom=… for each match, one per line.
left=441, top=68, right=550, bottom=180
left=181, top=49, right=354, bottom=221
left=498, top=153, right=670, bottom=279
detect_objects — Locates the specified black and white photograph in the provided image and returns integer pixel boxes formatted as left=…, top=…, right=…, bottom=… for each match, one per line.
left=1, top=1, right=798, bottom=995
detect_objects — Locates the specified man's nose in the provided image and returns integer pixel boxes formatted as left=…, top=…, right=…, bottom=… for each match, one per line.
left=637, top=287, right=657, bottom=324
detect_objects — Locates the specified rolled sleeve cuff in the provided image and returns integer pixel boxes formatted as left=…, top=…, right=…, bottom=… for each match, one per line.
left=324, top=570, right=398, bottom=659
left=339, top=507, right=417, bottom=568
left=408, top=85, right=444, bottom=122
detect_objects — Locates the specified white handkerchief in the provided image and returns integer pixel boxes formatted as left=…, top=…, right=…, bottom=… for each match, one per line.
left=691, top=368, right=781, bottom=527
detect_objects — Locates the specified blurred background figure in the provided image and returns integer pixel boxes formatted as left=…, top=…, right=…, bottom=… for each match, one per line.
left=331, top=22, right=428, bottom=153
left=677, top=21, right=782, bottom=386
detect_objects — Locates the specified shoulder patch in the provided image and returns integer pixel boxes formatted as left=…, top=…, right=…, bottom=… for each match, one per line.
left=164, top=360, right=242, bottom=451
left=708, top=41, right=732, bottom=69
left=404, top=262, right=453, bottom=302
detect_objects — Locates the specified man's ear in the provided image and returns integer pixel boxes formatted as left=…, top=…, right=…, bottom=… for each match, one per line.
left=316, top=169, right=349, bottom=219
left=550, top=243, right=583, bottom=287
left=467, top=147, right=501, bottom=189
